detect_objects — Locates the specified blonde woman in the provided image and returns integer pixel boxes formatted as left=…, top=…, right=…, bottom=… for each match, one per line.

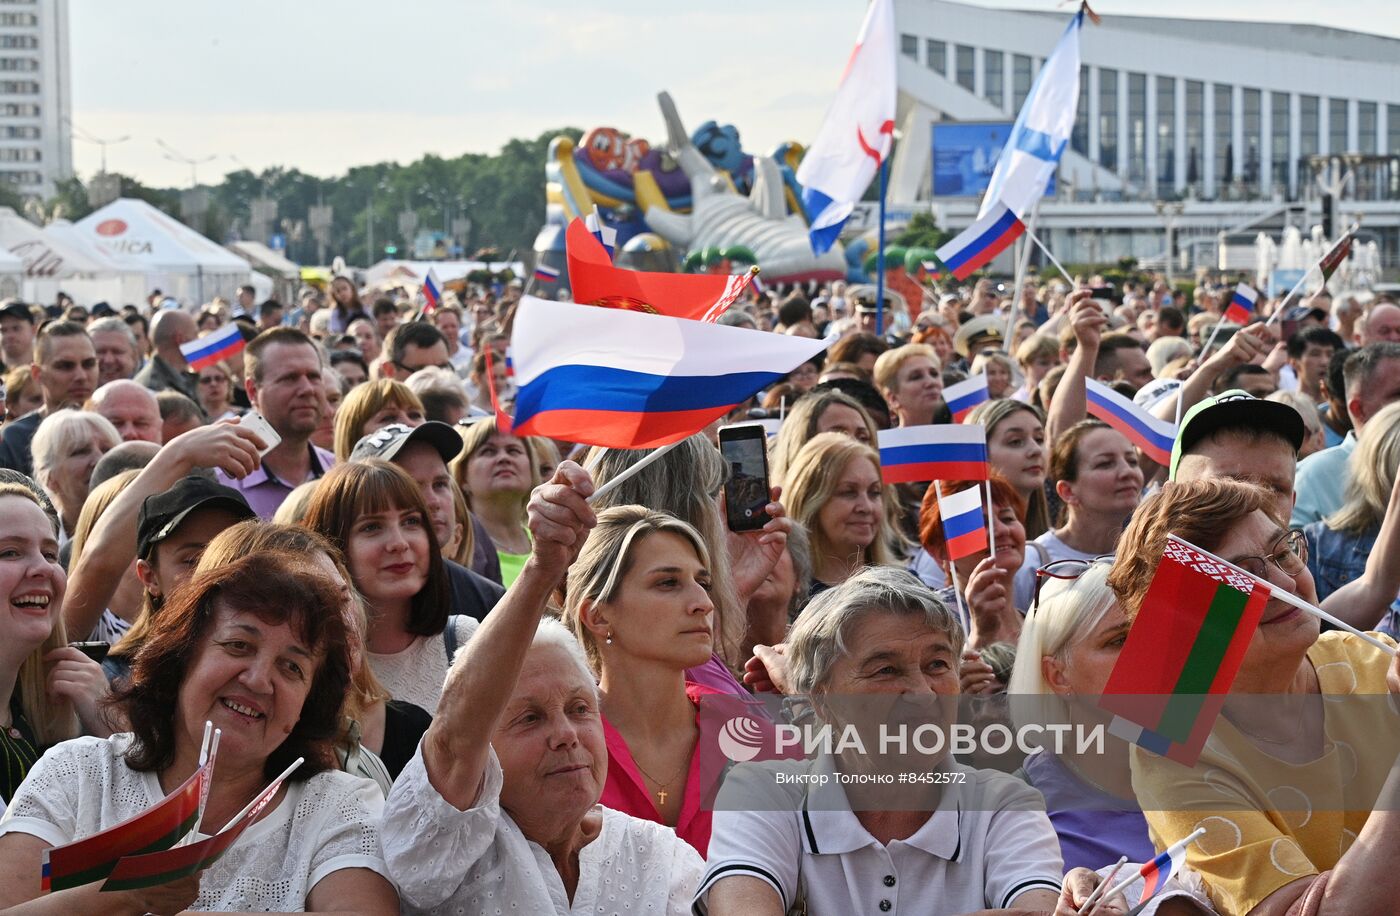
left=561, top=506, right=722, bottom=854
left=589, top=434, right=790, bottom=685
left=768, top=389, right=878, bottom=487
left=30, top=409, right=120, bottom=541
left=332, top=378, right=425, bottom=461
left=1012, top=334, right=1058, bottom=402
left=970, top=349, right=1018, bottom=400
left=1304, top=400, right=1400, bottom=608
left=68, top=470, right=143, bottom=645
left=967, top=398, right=1052, bottom=541
left=872, top=342, right=944, bottom=427
left=784, top=432, right=894, bottom=598
left=451, top=417, right=540, bottom=587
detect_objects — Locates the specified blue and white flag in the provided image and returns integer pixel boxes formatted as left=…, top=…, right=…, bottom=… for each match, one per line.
left=979, top=9, right=1085, bottom=218
left=795, top=0, right=896, bottom=254
left=585, top=207, right=617, bottom=261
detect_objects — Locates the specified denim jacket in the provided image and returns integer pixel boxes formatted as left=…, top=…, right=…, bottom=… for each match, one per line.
left=1303, top=520, right=1376, bottom=603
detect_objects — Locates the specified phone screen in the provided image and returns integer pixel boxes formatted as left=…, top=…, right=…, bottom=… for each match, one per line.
left=720, top=427, right=772, bottom=532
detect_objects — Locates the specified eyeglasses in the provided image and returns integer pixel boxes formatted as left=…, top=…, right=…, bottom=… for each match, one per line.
left=1031, top=555, right=1114, bottom=618
left=1232, top=529, right=1307, bottom=580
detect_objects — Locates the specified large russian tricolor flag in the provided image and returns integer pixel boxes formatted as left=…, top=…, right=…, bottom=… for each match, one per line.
left=1223, top=282, right=1257, bottom=324
left=877, top=424, right=988, bottom=484
left=944, top=373, right=990, bottom=422
left=1085, top=378, right=1177, bottom=466
left=180, top=323, right=245, bottom=373
left=934, top=203, right=1026, bottom=281
left=510, top=296, right=826, bottom=449
left=938, top=484, right=989, bottom=561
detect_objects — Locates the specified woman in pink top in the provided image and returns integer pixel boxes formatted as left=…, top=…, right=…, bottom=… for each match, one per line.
left=563, top=506, right=748, bottom=854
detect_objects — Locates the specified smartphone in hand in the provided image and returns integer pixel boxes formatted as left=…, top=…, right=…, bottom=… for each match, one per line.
left=719, top=423, right=772, bottom=532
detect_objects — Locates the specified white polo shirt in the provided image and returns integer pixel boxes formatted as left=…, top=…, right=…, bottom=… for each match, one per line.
left=694, top=756, right=1062, bottom=915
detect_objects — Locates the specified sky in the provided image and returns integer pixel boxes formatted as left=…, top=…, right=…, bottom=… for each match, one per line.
left=69, top=0, right=1400, bottom=189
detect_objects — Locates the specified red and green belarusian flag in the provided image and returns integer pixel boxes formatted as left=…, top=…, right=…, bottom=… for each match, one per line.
left=1317, top=231, right=1353, bottom=283
left=1100, top=535, right=1269, bottom=766
left=100, top=757, right=300, bottom=892
left=41, top=761, right=211, bottom=892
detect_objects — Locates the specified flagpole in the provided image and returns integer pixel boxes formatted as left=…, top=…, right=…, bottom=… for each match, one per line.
left=1102, top=827, right=1206, bottom=903
left=1266, top=267, right=1313, bottom=327
left=1022, top=223, right=1076, bottom=289
left=934, top=481, right=972, bottom=628
left=982, top=480, right=996, bottom=558
left=587, top=439, right=688, bottom=505
left=1008, top=200, right=1041, bottom=344
left=875, top=156, right=889, bottom=336
left=1078, top=855, right=1127, bottom=916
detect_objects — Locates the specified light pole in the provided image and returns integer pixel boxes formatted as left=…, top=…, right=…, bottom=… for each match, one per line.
left=69, top=124, right=129, bottom=174
left=156, top=138, right=216, bottom=188
left=1154, top=201, right=1186, bottom=286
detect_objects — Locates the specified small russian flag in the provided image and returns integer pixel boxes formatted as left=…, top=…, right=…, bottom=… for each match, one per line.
left=934, top=202, right=1025, bottom=281
left=534, top=264, right=560, bottom=284
left=586, top=207, right=617, bottom=261
left=1085, top=378, right=1177, bottom=466
left=422, top=268, right=443, bottom=313
left=1223, top=282, right=1258, bottom=324
left=180, top=323, right=245, bottom=373
left=938, top=484, right=989, bottom=561
left=944, top=373, right=990, bottom=423
left=877, top=424, right=988, bottom=484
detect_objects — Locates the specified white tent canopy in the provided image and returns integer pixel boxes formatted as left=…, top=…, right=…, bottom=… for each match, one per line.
left=0, top=244, right=23, bottom=299
left=73, top=198, right=254, bottom=306
left=363, top=259, right=526, bottom=289
left=0, top=207, right=115, bottom=278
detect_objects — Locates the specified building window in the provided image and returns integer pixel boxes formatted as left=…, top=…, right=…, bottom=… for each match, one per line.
left=0, top=35, right=36, bottom=48
left=0, top=148, right=40, bottom=162
left=1243, top=88, right=1261, bottom=188
left=900, top=34, right=918, bottom=60
left=1329, top=98, right=1348, bottom=154
left=1214, top=83, right=1233, bottom=188
left=1013, top=54, right=1033, bottom=111
left=1071, top=65, right=1089, bottom=156
left=955, top=45, right=975, bottom=92
left=0, top=102, right=36, bottom=116
left=0, top=57, right=37, bottom=71
left=1157, top=76, right=1176, bottom=193
left=1128, top=72, right=1147, bottom=184
left=0, top=12, right=36, bottom=25
left=1389, top=104, right=1400, bottom=156
left=1185, top=80, right=1204, bottom=189
left=984, top=50, right=1003, bottom=107
left=1271, top=91, right=1291, bottom=196
left=1359, top=101, right=1377, bottom=154
left=0, top=125, right=37, bottom=139
left=1300, top=95, right=1319, bottom=170
left=926, top=39, right=946, bottom=75
left=0, top=80, right=38, bottom=94
left=1099, top=68, right=1118, bottom=171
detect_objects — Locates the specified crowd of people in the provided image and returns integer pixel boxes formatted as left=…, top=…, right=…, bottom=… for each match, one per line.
left=0, top=272, right=1397, bottom=914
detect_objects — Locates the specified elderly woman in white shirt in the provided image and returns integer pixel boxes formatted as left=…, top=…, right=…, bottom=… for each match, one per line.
left=380, top=461, right=703, bottom=915
left=698, top=566, right=1121, bottom=916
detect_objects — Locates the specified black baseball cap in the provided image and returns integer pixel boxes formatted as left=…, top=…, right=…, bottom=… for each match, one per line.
left=0, top=301, right=33, bottom=324
left=350, top=421, right=462, bottom=465
left=1169, top=390, right=1306, bottom=480
left=136, top=476, right=255, bottom=560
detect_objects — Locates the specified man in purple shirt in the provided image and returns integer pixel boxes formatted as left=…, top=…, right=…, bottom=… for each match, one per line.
left=216, top=327, right=336, bottom=518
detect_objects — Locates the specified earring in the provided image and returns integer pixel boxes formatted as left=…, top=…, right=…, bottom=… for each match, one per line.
left=605, top=631, right=613, bottom=645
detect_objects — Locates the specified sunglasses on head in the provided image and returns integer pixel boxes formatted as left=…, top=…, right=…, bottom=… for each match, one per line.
left=1030, top=555, right=1115, bottom=617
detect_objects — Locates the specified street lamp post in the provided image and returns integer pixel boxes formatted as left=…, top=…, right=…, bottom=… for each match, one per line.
left=1154, top=201, right=1186, bottom=286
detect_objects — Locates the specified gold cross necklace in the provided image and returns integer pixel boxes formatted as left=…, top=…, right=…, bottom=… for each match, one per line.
left=630, top=755, right=687, bottom=808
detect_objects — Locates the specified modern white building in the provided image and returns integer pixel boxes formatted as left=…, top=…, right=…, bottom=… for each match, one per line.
left=0, top=0, right=69, bottom=199
left=889, top=0, right=1400, bottom=274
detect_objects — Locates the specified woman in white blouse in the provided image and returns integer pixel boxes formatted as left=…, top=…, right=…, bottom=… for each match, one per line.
left=381, top=461, right=703, bottom=915
left=0, top=550, right=397, bottom=914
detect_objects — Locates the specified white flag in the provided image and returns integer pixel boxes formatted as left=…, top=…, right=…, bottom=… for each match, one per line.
left=979, top=10, right=1085, bottom=218
left=796, top=0, right=897, bottom=254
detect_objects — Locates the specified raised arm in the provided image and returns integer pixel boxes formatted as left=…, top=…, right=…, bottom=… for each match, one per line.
left=1321, top=469, right=1400, bottom=630
left=1045, top=290, right=1100, bottom=445
left=62, top=422, right=263, bottom=640
left=1152, top=323, right=1274, bottom=424
left=420, top=461, right=596, bottom=810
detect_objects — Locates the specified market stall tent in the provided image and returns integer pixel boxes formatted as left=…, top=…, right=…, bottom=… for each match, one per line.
left=228, top=240, right=300, bottom=303
left=0, top=208, right=147, bottom=305
left=72, top=198, right=255, bottom=306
